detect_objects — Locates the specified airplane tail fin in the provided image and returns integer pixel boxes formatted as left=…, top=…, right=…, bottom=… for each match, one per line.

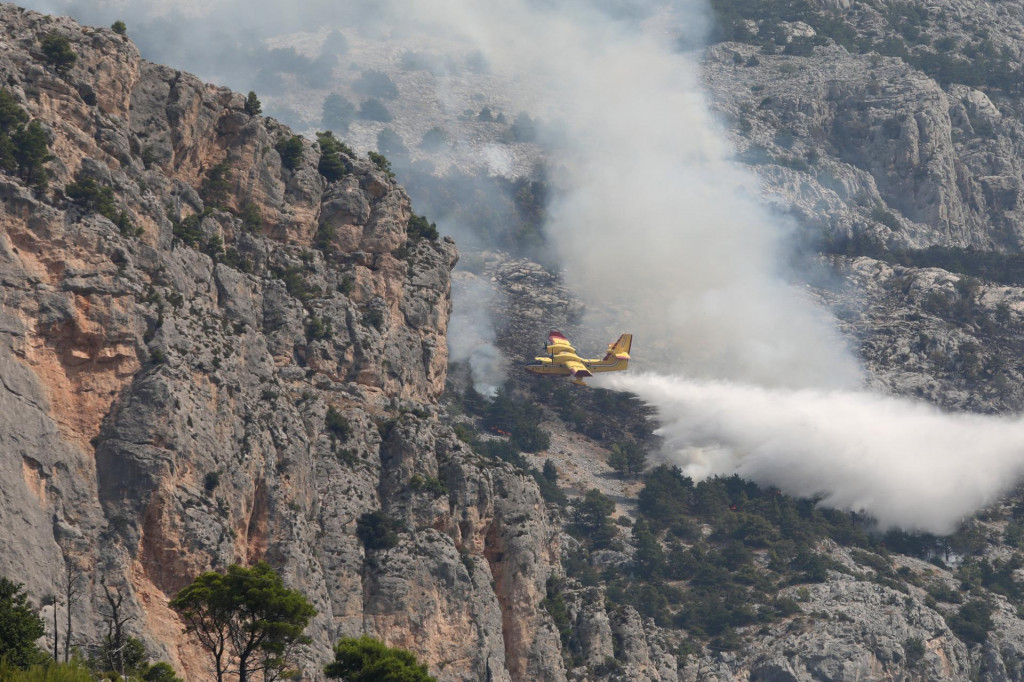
left=603, top=334, right=632, bottom=361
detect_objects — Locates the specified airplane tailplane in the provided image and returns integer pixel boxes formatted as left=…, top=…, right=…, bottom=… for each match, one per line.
left=603, top=333, right=632, bottom=361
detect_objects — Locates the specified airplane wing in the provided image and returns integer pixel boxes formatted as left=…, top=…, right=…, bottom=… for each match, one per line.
left=547, top=330, right=576, bottom=353
left=563, top=359, right=593, bottom=379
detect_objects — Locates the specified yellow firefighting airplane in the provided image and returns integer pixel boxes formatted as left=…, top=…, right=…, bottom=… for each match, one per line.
left=525, top=331, right=632, bottom=386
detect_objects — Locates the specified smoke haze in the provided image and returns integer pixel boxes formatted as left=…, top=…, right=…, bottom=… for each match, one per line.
left=448, top=274, right=507, bottom=397
left=26, top=0, right=1024, bottom=530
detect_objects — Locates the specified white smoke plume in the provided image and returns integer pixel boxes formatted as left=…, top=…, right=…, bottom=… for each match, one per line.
left=401, top=0, right=1024, bottom=531
left=602, top=373, right=1024, bottom=533
left=448, top=273, right=507, bottom=397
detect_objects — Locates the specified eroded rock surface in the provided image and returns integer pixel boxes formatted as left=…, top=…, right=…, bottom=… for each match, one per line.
left=0, top=6, right=564, bottom=680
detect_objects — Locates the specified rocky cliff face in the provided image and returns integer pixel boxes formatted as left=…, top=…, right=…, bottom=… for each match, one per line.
left=701, top=0, right=1024, bottom=253
left=0, top=6, right=570, bottom=680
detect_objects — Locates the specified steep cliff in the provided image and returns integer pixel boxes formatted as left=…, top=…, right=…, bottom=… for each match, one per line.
left=0, top=6, right=566, bottom=680
left=701, top=0, right=1024, bottom=253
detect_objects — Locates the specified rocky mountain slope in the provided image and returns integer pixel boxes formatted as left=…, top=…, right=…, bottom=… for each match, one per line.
left=701, top=0, right=1024, bottom=254
left=0, top=6, right=573, bottom=680
left=9, top=2, right=1024, bottom=682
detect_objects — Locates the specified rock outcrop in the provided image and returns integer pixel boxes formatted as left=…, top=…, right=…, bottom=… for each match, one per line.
left=0, top=6, right=565, bottom=680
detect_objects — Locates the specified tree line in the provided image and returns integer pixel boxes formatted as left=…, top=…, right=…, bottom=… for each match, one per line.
left=1, top=561, right=436, bottom=681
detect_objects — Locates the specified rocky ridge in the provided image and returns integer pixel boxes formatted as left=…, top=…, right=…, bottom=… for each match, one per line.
left=0, top=6, right=572, bottom=681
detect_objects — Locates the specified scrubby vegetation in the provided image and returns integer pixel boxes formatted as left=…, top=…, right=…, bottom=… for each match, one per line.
left=325, top=635, right=436, bottom=681
left=199, top=160, right=232, bottom=209
left=244, top=91, right=261, bottom=116
left=0, top=89, right=53, bottom=193
left=275, top=135, right=304, bottom=170
left=325, top=406, right=351, bottom=441
left=833, top=236, right=1024, bottom=289
left=0, top=576, right=182, bottom=679
left=705, top=0, right=1023, bottom=91
left=40, top=33, right=76, bottom=74
left=452, top=387, right=568, bottom=505
left=356, top=510, right=403, bottom=551
left=565, top=465, right=873, bottom=647
left=407, top=214, right=439, bottom=242
left=64, top=174, right=137, bottom=236
left=367, top=151, right=393, bottom=177
left=316, top=131, right=352, bottom=182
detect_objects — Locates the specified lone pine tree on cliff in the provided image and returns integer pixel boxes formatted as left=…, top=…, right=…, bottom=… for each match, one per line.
left=170, top=562, right=315, bottom=682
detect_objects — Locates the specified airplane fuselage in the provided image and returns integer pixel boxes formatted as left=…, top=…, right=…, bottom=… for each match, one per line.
left=525, top=352, right=630, bottom=374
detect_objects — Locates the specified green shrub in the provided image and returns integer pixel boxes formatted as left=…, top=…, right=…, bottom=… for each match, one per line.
left=325, top=407, right=351, bottom=441
left=306, top=316, right=331, bottom=341
left=0, top=578, right=47, bottom=668
left=608, top=441, right=646, bottom=478
left=407, top=214, right=439, bottom=242
left=276, top=266, right=320, bottom=303
left=531, top=468, right=567, bottom=506
left=410, top=474, right=447, bottom=497
left=10, top=120, right=53, bottom=191
left=325, top=635, right=436, bottom=681
left=41, top=33, right=76, bottom=73
left=904, top=637, right=925, bottom=665
left=240, top=201, right=262, bottom=232
left=362, top=308, right=385, bottom=331
left=172, top=214, right=204, bottom=247
left=367, top=150, right=393, bottom=176
left=926, top=582, right=963, bottom=604
left=356, top=510, right=402, bottom=551
left=66, top=176, right=115, bottom=215
left=111, top=20, right=127, bottom=36
left=947, top=599, right=995, bottom=645
left=275, top=135, right=304, bottom=170
left=638, top=465, right=693, bottom=530
left=316, top=131, right=351, bottom=182
left=541, top=577, right=575, bottom=659
left=65, top=175, right=136, bottom=235
left=870, top=204, right=901, bottom=230
left=0, top=89, right=27, bottom=137
left=244, top=91, right=261, bottom=116
left=200, top=161, right=232, bottom=208
left=475, top=388, right=549, bottom=452
left=572, top=489, right=618, bottom=549
left=476, top=439, right=527, bottom=469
